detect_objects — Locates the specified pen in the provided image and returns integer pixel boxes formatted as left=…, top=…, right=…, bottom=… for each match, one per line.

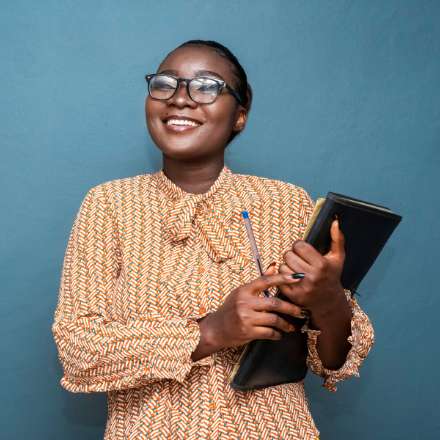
left=241, top=211, right=272, bottom=297
left=241, top=210, right=308, bottom=320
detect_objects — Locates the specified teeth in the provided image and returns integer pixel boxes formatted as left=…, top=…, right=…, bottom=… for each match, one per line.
left=166, top=119, right=200, bottom=127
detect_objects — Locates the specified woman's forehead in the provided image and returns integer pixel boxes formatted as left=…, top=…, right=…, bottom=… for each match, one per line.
left=158, top=46, right=236, bottom=83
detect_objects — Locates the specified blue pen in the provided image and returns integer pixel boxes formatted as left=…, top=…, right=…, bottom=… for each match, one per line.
left=241, top=211, right=308, bottom=320
left=241, top=211, right=271, bottom=297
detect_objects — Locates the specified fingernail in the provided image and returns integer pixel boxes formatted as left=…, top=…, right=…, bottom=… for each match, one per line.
left=288, top=325, right=296, bottom=332
left=291, top=272, right=305, bottom=279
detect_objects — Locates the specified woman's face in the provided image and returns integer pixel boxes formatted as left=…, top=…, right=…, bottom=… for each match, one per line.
left=145, top=45, right=246, bottom=162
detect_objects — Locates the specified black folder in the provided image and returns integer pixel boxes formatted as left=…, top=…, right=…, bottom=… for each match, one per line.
left=229, top=191, right=402, bottom=391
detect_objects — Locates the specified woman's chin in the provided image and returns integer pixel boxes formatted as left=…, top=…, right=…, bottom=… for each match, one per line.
left=159, top=143, right=207, bottom=161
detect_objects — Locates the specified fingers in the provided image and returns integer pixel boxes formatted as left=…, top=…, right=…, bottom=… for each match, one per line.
left=246, top=272, right=299, bottom=295
left=263, top=262, right=277, bottom=276
left=252, top=326, right=283, bottom=341
left=328, top=219, right=345, bottom=258
left=282, top=250, right=310, bottom=273
left=251, top=311, right=295, bottom=333
left=252, top=295, right=304, bottom=317
left=292, top=240, right=322, bottom=266
left=278, top=264, right=291, bottom=275
left=278, top=263, right=305, bottom=280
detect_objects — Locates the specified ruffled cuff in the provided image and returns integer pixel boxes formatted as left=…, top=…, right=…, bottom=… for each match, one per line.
left=186, top=312, right=215, bottom=368
left=301, top=289, right=375, bottom=392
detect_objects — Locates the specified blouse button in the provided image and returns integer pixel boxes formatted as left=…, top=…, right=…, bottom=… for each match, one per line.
left=198, top=266, right=205, bottom=274
left=199, top=305, right=207, bottom=315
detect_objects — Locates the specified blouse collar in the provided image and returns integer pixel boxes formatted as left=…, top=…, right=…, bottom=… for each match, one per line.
left=151, top=164, right=251, bottom=269
left=152, top=164, right=233, bottom=203
left=152, top=164, right=235, bottom=244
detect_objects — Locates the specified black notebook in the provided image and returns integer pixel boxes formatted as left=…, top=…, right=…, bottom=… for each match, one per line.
left=229, top=191, right=402, bottom=391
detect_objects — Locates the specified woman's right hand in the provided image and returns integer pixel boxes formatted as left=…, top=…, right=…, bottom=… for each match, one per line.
left=197, top=266, right=305, bottom=354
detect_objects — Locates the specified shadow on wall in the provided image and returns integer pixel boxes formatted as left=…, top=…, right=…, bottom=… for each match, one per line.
left=356, top=244, right=398, bottom=300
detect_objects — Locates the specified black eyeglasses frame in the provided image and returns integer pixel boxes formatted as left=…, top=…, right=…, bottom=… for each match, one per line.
left=144, top=73, right=243, bottom=105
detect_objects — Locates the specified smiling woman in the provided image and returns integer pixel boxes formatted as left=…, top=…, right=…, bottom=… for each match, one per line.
left=52, top=40, right=374, bottom=440
left=145, top=41, right=251, bottom=170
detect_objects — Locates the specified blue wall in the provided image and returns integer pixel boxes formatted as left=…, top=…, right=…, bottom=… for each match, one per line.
left=1, top=1, right=439, bottom=438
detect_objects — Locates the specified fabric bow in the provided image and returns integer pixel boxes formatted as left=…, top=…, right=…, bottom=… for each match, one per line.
left=164, top=195, right=252, bottom=271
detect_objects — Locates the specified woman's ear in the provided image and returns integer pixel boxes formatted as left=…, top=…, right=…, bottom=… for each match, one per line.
left=233, top=109, right=247, bottom=132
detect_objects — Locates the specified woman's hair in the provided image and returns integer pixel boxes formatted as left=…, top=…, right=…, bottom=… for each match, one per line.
left=173, top=39, right=253, bottom=144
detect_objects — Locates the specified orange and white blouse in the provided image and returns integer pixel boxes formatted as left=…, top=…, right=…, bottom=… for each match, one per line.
left=52, top=165, right=374, bottom=439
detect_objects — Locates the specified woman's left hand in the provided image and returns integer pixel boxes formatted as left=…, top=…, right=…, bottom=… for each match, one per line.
left=278, top=219, right=347, bottom=325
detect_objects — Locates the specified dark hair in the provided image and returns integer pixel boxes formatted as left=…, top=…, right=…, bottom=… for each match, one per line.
left=172, top=39, right=253, bottom=144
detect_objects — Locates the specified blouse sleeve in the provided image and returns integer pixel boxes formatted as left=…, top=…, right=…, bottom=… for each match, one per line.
left=52, top=187, right=213, bottom=393
left=295, top=187, right=375, bottom=392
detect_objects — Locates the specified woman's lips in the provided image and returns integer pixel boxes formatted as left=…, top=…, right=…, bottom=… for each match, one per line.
left=163, top=117, right=203, bottom=133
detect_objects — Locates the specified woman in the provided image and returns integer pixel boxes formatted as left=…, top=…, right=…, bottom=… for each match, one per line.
left=52, top=40, right=374, bottom=439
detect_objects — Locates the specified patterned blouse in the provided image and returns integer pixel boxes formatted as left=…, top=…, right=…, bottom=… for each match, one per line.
left=52, top=164, right=374, bottom=439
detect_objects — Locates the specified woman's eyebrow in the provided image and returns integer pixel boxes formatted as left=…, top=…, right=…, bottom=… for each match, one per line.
left=158, top=69, right=178, bottom=75
left=157, top=69, right=224, bottom=80
left=195, top=70, right=224, bottom=80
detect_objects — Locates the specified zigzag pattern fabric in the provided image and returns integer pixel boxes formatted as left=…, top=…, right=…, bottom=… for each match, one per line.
left=52, top=165, right=374, bottom=439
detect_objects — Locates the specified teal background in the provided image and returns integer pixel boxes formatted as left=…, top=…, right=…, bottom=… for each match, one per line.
left=1, top=1, right=439, bottom=438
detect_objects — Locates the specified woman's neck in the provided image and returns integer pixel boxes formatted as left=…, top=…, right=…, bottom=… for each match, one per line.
left=161, top=156, right=225, bottom=194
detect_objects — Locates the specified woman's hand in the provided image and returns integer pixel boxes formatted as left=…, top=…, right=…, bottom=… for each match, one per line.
left=195, top=269, right=303, bottom=357
left=192, top=219, right=347, bottom=362
left=278, top=219, right=348, bottom=327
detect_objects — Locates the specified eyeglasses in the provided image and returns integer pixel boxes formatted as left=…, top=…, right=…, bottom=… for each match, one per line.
left=145, top=73, right=243, bottom=105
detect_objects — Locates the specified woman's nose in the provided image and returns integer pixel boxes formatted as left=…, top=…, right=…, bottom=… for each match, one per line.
left=168, top=81, right=197, bottom=108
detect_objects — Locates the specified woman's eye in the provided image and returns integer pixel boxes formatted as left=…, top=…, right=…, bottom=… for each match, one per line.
left=194, top=81, right=217, bottom=93
left=155, top=82, right=175, bottom=90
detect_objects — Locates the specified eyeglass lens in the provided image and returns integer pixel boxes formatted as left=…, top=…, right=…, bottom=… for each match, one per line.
left=149, top=75, right=220, bottom=104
